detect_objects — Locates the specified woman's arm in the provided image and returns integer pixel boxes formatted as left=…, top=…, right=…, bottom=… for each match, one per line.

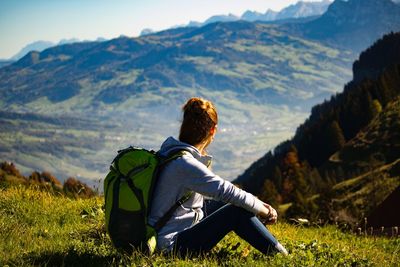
left=177, top=156, right=278, bottom=224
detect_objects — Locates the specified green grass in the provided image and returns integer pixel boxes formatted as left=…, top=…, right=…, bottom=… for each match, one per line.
left=1, top=185, right=399, bottom=266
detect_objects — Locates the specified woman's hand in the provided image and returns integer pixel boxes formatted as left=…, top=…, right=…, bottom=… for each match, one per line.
left=258, top=202, right=278, bottom=225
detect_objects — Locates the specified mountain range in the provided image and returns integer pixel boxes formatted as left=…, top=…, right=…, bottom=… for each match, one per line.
left=8, top=0, right=400, bottom=62
left=148, top=0, right=333, bottom=33
left=3, top=0, right=399, bottom=110
left=12, top=1, right=332, bottom=61
left=242, top=0, right=332, bottom=22
left=0, top=22, right=352, bottom=110
left=7, top=38, right=108, bottom=61
left=0, top=0, right=399, bottom=184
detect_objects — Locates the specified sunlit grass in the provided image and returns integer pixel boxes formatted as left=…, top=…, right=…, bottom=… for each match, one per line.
left=0, top=186, right=398, bottom=266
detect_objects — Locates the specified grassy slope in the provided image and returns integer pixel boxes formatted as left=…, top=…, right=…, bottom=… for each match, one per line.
left=1, top=185, right=399, bottom=266
left=336, top=97, right=400, bottom=165
left=323, top=97, right=400, bottom=222
left=329, top=160, right=400, bottom=224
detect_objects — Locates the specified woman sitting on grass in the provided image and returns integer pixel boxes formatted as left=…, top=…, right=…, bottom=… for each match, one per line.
left=148, top=97, right=288, bottom=256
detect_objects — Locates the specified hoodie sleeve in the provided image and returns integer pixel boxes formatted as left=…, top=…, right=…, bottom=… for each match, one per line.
left=173, top=155, right=265, bottom=215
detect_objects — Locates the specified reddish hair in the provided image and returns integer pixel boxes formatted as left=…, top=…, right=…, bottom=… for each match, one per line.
left=179, top=97, right=218, bottom=146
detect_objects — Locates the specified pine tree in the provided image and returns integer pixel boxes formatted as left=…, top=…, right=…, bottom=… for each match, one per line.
left=371, top=99, right=382, bottom=117
left=272, top=166, right=283, bottom=192
left=326, top=120, right=346, bottom=154
left=364, top=90, right=375, bottom=123
left=364, top=90, right=383, bottom=122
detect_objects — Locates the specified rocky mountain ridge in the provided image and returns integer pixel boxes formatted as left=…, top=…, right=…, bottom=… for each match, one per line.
left=296, top=0, right=400, bottom=51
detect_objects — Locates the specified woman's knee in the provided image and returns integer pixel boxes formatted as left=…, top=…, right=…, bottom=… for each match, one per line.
left=220, top=204, right=255, bottom=220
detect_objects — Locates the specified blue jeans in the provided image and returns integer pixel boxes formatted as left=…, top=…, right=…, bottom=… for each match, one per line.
left=174, top=202, right=279, bottom=255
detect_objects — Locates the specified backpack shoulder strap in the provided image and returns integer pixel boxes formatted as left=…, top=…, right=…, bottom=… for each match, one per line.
left=158, top=150, right=188, bottom=166
left=152, top=149, right=193, bottom=232
left=153, top=192, right=192, bottom=231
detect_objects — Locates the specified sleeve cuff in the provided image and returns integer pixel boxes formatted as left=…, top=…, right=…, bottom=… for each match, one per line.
left=245, top=193, right=265, bottom=214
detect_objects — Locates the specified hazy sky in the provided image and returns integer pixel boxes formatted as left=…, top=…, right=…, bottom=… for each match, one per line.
left=0, top=0, right=323, bottom=59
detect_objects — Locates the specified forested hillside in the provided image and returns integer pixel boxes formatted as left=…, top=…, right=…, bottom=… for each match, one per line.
left=235, top=32, right=400, bottom=223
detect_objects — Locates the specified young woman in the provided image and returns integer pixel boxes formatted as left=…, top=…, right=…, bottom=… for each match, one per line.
left=148, top=97, right=288, bottom=256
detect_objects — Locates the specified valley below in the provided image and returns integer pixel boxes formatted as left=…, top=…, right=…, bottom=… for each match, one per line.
left=0, top=98, right=309, bottom=186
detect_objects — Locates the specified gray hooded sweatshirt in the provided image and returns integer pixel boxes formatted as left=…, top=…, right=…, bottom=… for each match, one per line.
left=148, top=136, right=264, bottom=251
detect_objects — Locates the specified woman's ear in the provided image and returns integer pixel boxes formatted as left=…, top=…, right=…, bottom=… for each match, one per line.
left=210, top=125, right=217, bottom=136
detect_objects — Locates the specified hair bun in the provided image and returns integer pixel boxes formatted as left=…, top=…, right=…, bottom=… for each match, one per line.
left=183, top=98, right=207, bottom=114
left=179, top=97, right=218, bottom=146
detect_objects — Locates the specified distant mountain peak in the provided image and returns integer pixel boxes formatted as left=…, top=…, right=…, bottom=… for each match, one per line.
left=276, top=0, right=332, bottom=20
left=172, top=0, right=332, bottom=29
left=140, top=28, right=154, bottom=36
left=10, top=37, right=107, bottom=61
left=11, top=40, right=55, bottom=60
left=203, top=13, right=240, bottom=24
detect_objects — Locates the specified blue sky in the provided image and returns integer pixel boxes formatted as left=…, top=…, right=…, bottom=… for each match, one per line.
left=1, top=0, right=319, bottom=59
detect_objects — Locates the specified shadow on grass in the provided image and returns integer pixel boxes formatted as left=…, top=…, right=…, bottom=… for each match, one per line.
left=18, top=248, right=122, bottom=267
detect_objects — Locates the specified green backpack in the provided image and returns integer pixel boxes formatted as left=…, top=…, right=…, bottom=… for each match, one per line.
left=104, top=146, right=190, bottom=254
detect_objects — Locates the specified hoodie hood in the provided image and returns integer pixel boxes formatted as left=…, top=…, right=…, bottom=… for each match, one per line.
left=159, top=136, right=212, bottom=167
